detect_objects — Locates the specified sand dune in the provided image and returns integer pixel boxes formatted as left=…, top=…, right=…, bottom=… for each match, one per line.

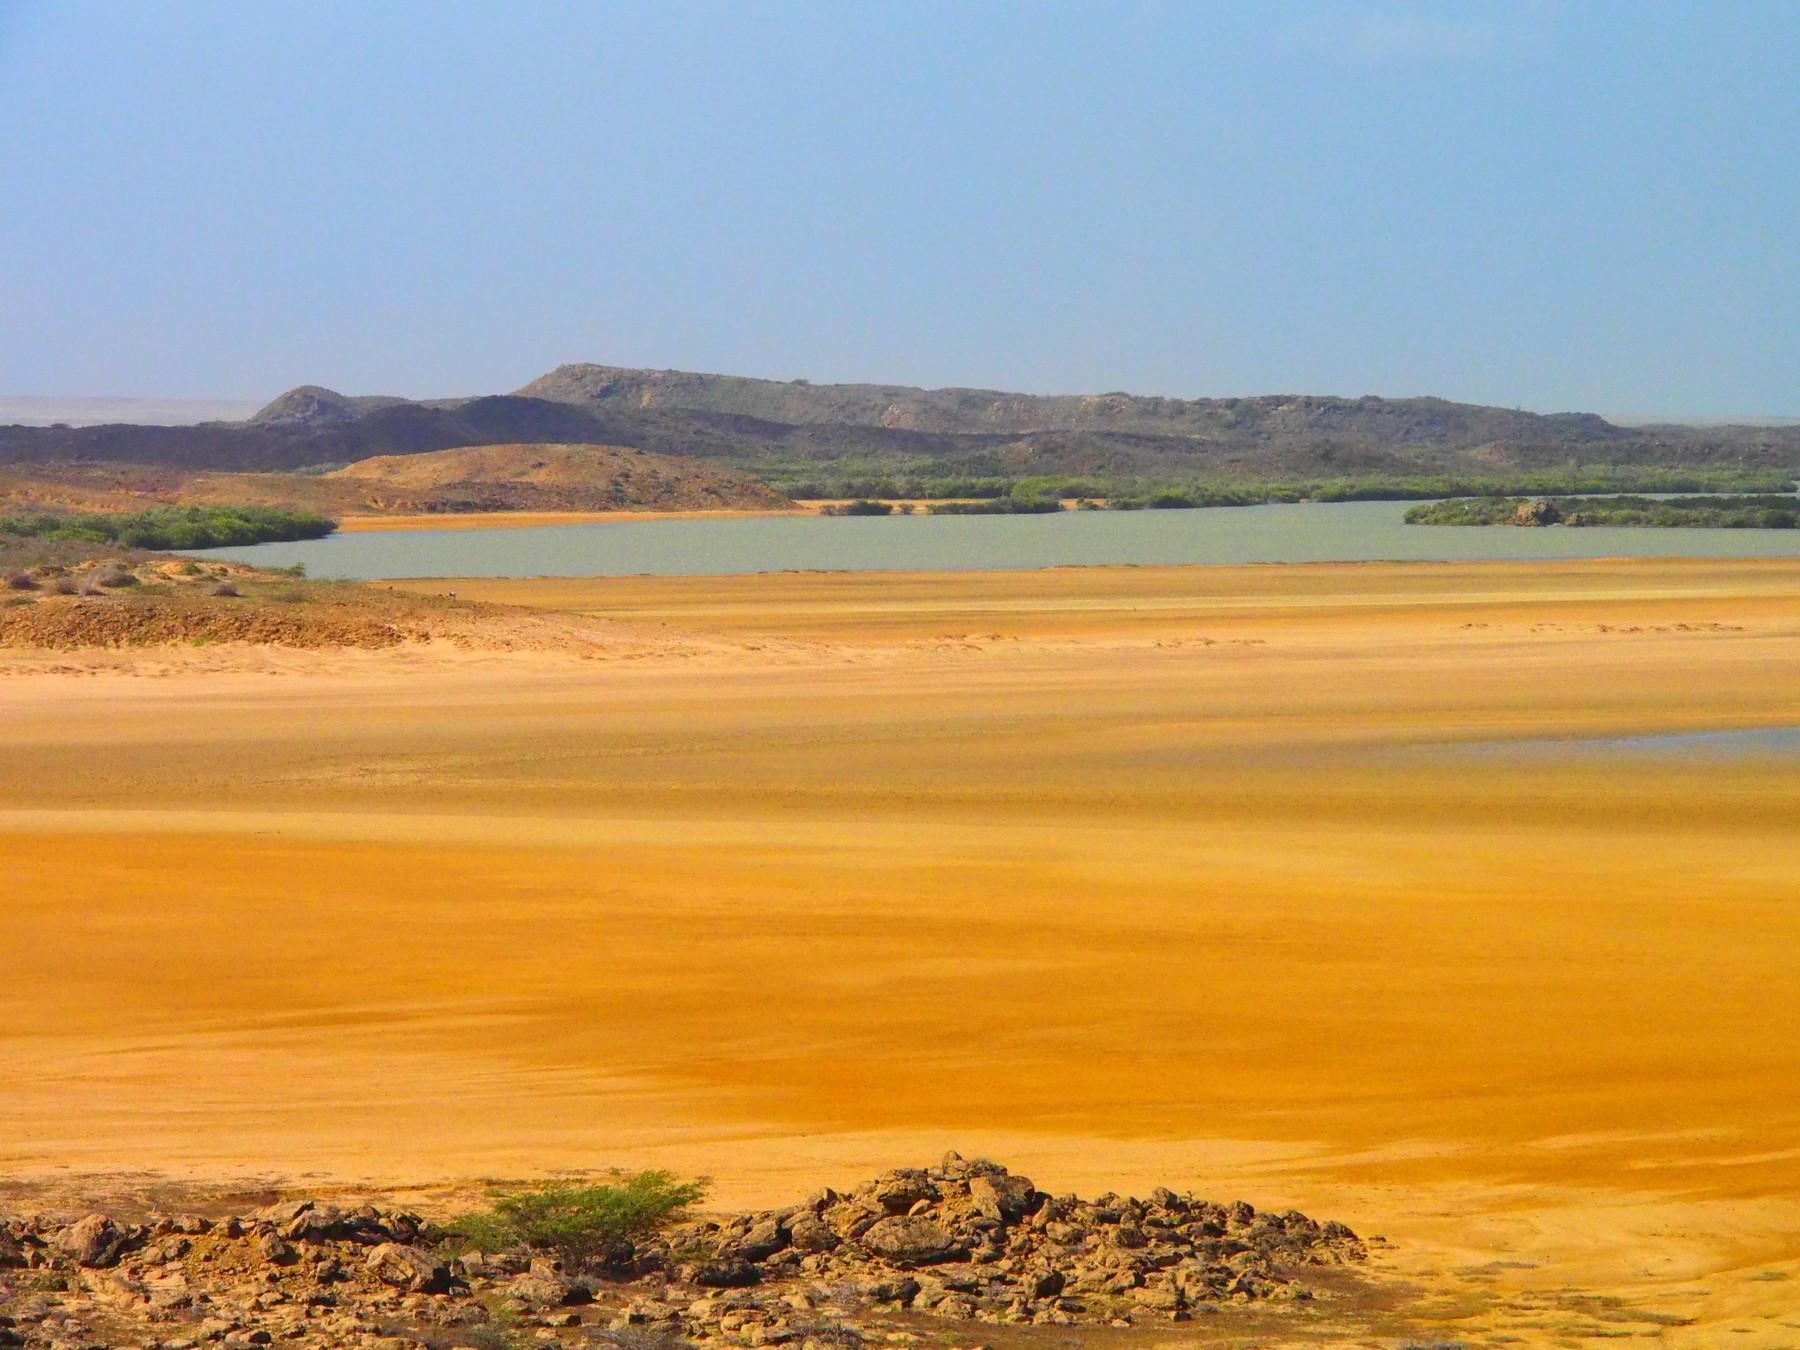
left=3, top=558, right=1797, bottom=1344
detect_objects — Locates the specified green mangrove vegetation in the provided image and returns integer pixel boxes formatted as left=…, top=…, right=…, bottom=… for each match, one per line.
left=1406, top=495, right=1800, bottom=528
left=0, top=504, right=338, bottom=550
left=760, top=463, right=1795, bottom=507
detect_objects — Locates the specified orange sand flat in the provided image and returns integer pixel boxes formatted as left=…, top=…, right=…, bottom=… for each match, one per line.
left=3, top=558, right=1798, bottom=1344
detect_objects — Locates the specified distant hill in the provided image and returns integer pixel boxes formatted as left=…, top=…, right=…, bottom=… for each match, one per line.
left=517, top=362, right=1625, bottom=446
left=4, top=367, right=1797, bottom=491
left=0, top=443, right=794, bottom=517
left=247, top=385, right=412, bottom=427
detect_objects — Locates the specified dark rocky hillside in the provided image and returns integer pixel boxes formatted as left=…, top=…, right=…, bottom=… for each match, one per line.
left=4, top=366, right=1796, bottom=484
left=518, top=362, right=1629, bottom=447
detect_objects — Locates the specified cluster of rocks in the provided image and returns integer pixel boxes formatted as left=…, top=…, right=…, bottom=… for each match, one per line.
left=0, top=1155, right=1367, bottom=1349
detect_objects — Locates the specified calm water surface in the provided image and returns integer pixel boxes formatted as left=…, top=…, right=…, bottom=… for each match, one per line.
left=193, top=499, right=1800, bottom=580
left=1418, top=725, right=1800, bottom=762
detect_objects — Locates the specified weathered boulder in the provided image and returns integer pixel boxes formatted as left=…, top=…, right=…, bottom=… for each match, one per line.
left=870, top=1168, right=937, bottom=1214
left=364, top=1242, right=452, bottom=1294
left=54, top=1214, right=128, bottom=1267
left=859, top=1216, right=961, bottom=1265
left=785, top=1210, right=839, bottom=1253
left=968, top=1172, right=1036, bottom=1223
left=692, top=1257, right=762, bottom=1288
left=512, top=1260, right=593, bottom=1306
left=866, top=1274, right=921, bottom=1305
left=735, top=1218, right=788, bottom=1261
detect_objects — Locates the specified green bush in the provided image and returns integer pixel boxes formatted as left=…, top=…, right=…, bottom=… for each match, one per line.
left=450, top=1171, right=706, bottom=1267
left=1406, top=494, right=1800, bottom=528
left=0, top=505, right=337, bottom=550
left=927, top=496, right=1062, bottom=515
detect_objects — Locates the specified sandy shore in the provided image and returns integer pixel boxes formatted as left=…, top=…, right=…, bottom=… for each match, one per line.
left=331, top=500, right=994, bottom=530
left=335, top=506, right=812, bottom=532
left=4, top=558, right=1798, bottom=1344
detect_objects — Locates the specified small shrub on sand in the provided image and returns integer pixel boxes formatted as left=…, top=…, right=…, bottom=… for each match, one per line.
left=52, top=576, right=81, bottom=595
left=210, top=580, right=241, bottom=598
left=96, top=567, right=139, bottom=588
left=6, top=571, right=38, bottom=590
left=450, top=1171, right=705, bottom=1268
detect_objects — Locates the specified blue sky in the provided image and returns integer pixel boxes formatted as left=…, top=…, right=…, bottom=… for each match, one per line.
left=2, top=1, right=1795, bottom=415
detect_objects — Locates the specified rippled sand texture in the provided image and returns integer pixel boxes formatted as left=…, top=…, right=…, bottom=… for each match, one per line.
left=4, top=559, right=1798, bottom=1344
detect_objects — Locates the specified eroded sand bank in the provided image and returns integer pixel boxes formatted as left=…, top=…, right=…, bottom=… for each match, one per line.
left=3, top=559, right=1798, bottom=1343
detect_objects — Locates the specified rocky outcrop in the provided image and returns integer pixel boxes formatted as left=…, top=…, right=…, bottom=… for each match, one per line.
left=648, top=1151, right=1365, bottom=1330
left=0, top=1155, right=1371, bottom=1349
left=1509, top=497, right=1562, bottom=525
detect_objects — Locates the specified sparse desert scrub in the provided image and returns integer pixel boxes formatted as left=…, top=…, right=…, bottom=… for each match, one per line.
left=6, top=570, right=38, bottom=590
left=449, top=1171, right=706, bottom=1268
left=210, top=580, right=242, bottom=597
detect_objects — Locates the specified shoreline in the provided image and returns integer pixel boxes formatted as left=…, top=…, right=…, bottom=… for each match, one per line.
left=335, top=505, right=814, bottom=532
left=331, top=500, right=1054, bottom=531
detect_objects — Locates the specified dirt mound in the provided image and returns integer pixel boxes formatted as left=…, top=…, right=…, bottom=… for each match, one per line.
left=0, top=1155, right=1372, bottom=1349
left=0, top=551, right=635, bottom=654
left=0, top=444, right=793, bottom=518
left=322, top=441, right=793, bottom=513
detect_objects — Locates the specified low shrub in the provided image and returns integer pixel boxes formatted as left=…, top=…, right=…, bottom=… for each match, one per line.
left=210, top=580, right=241, bottom=598
left=927, top=496, right=1062, bottom=515
left=6, top=571, right=38, bottom=590
left=449, top=1171, right=706, bottom=1268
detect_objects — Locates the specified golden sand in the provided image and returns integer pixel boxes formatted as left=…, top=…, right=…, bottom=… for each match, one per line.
left=3, top=558, right=1797, bottom=1343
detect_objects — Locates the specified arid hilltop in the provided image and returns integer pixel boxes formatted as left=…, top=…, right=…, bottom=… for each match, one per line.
left=0, top=443, right=793, bottom=519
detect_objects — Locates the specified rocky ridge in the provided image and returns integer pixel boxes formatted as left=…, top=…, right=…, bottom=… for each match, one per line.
left=0, top=1156, right=1370, bottom=1349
